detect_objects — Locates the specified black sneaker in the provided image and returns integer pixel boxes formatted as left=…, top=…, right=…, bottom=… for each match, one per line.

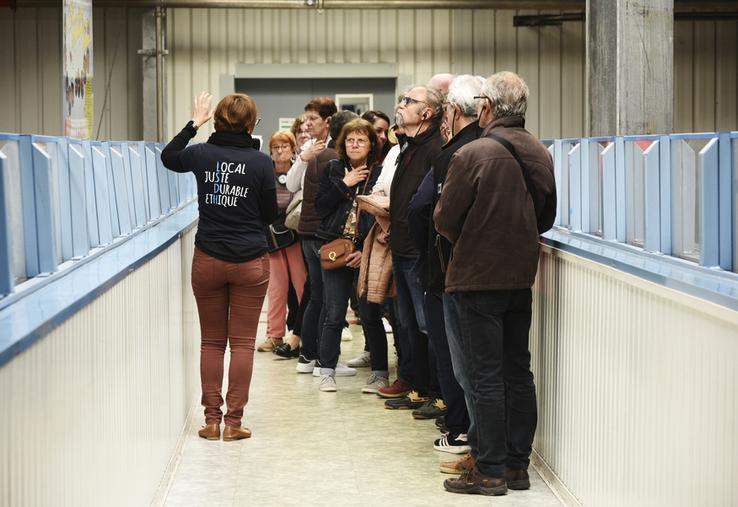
left=384, top=390, right=429, bottom=410
left=273, top=342, right=300, bottom=359
left=435, top=415, right=448, bottom=433
left=412, top=398, right=447, bottom=419
left=434, top=432, right=471, bottom=454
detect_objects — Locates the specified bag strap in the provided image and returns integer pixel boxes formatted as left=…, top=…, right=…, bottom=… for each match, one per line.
left=354, top=165, right=374, bottom=239
left=486, top=132, right=538, bottom=201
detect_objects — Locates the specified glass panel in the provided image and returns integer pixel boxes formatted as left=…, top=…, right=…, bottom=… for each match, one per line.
left=590, top=141, right=609, bottom=237
left=34, top=141, right=65, bottom=264
left=670, top=139, right=709, bottom=262
left=0, top=140, right=26, bottom=285
left=625, top=141, right=651, bottom=248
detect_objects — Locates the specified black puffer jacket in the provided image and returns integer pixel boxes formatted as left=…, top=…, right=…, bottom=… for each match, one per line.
left=315, top=159, right=381, bottom=250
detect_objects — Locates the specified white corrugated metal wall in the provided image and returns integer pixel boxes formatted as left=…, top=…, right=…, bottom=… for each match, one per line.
left=0, top=228, right=200, bottom=507
left=0, top=7, right=736, bottom=140
left=531, top=246, right=738, bottom=507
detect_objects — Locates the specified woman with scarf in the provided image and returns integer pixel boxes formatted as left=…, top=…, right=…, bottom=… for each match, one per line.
left=161, top=92, right=276, bottom=442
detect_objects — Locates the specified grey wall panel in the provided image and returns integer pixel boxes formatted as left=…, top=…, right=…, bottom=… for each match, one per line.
left=0, top=7, right=143, bottom=139
left=2, top=9, right=736, bottom=139
left=674, top=19, right=738, bottom=133
left=162, top=8, right=596, bottom=141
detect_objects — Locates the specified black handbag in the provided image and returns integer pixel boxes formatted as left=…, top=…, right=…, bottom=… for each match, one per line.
left=267, top=216, right=297, bottom=253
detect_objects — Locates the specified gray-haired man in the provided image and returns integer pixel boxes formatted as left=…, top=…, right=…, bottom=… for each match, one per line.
left=435, top=71, right=557, bottom=496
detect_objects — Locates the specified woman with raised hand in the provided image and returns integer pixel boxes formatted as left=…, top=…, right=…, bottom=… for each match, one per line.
left=161, top=92, right=276, bottom=442
left=314, top=119, right=388, bottom=393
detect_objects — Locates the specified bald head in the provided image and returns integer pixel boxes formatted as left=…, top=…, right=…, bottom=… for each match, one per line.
left=427, top=73, right=456, bottom=94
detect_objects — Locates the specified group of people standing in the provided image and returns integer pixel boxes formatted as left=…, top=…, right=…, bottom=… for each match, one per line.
left=161, top=69, right=556, bottom=497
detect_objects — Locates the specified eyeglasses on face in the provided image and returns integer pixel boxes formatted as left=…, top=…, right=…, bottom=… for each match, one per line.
left=271, top=144, right=292, bottom=152
left=346, top=137, right=369, bottom=146
left=398, top=95, right=429, bottom=107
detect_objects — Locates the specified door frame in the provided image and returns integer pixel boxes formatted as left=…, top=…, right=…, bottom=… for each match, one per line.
left=220, top=63, right=410, bottom=101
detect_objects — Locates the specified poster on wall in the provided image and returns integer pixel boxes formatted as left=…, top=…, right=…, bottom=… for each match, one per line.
left=63, top=0, right=93, bottom=139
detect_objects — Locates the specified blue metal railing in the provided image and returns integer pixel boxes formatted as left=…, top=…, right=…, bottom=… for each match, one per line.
left=543, top=131, right=738, bottom=273
left=0, top=134, right=197, bottom=303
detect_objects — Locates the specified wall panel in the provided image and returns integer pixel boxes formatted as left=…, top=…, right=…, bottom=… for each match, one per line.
left=2, top=9, right=736, bottom=140
left=0, top=227, right=199, bottom=507
left=531, top=246, right=738, bottom=506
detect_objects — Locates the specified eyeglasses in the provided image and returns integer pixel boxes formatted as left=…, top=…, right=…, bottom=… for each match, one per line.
left=271, top=144, right=292, bottom=152
left=346, top=137, right=369, bottom=146
left=398, top=95, right=428, bottom=107
left=254, top=117, right=262, bottom=127
left=473, top=95, right=491, bottom=104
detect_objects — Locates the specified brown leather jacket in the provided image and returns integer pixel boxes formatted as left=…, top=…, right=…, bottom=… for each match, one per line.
left=434, top=115, right=557, bottom=292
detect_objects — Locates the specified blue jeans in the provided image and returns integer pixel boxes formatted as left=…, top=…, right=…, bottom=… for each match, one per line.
left=443, top=293, right=478, bottom=457
left=425, top=292, right=469, bottom=435
left=452, top=289, right=538, bottom=477
left=392, top=255, right=429, bottom=393
left=300, top=239, right=325, bottom=361
left=319, top=266, right=387, bottom=373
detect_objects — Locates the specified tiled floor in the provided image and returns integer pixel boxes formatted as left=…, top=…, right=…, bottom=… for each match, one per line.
left=163, top=314, right=563, bottom=507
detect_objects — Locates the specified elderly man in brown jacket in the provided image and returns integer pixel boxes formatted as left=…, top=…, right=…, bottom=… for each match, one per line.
left=434, top=71, right=556, bottom=496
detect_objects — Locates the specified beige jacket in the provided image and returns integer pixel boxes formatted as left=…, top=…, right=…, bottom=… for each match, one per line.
left=357, top=195, right=394, bottom=304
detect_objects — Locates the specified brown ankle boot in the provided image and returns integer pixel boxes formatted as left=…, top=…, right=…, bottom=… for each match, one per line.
left=198, top=423, right=220, bottom=440
left=505, top=468, right=530, bottom=490
left=223, top=425, right=252, bottom=441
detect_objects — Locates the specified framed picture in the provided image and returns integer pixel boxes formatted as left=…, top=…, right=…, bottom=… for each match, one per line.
left=335, top=93, right=374, bottom=116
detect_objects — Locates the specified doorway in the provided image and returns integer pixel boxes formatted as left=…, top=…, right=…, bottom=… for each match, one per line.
left=236, top=77, right=397, bottom=153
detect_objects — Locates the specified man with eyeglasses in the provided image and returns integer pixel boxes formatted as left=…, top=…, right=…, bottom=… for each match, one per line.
left=377, top=85, right=444, bottom=411
left=435, top=71, right=557, bottom=496
left=408, top=74, right=485, bottom=458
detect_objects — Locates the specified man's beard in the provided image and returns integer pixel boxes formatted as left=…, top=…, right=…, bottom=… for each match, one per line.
left=394, top=113, right=406, bottom=128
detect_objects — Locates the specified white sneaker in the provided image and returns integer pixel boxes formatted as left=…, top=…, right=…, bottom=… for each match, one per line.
left=295, top=355, right=316, bottom=374
left=312, top=362, right=357, bottom=377
left=336, top=362, right=357, bottom=377
left=382, top=317, right=393, bottom=334
left=347, top=351, right=371, bottom=368
left=341, top=327, right=353, bottom=341
left=319, top=374, right=337, bottom=392
left=362, top=373, right=389, bottom=394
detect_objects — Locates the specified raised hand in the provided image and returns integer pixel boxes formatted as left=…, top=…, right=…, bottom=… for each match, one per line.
left=192, top=91, right=213, bottom=128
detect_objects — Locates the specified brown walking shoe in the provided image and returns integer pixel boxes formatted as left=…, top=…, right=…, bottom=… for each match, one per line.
left=505, top=468, right=530, bottom=490
left=439, top=453, right=476, bottom=474
left=443, top=466, right=507, bottom=496
left=223, top=425, right=252, bottom=441
left=198, top=423, right=220, bottom=440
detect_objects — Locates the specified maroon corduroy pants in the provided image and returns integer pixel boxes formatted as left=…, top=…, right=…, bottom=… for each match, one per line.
left=191, top=247, right=269, bottom=427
